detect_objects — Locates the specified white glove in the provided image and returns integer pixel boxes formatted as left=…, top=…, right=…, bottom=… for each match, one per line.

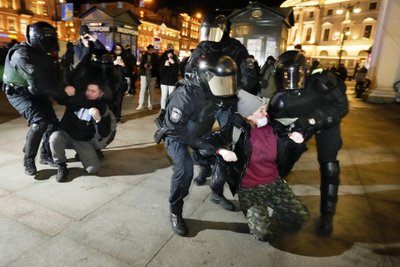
left=168, top=58, right=175, bottom=64
left=164, top=60, right=170, bottom=66
left=88, top=108, right=101, bottom=123
left=218, top=148, right=238, bottom=162
left=289, top=131, right=304, bottom=144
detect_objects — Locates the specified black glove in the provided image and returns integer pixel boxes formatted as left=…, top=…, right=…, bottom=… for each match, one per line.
left=197, top=142, right=217, bottom=158
left=294, top=117, right=317, bottom=141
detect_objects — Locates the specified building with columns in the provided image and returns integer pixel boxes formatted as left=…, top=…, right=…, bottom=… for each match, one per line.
left=281, top=0, right=381, bottom=74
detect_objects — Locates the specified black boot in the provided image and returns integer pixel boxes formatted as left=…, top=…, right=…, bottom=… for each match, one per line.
left=23, top=122, right=47, bottom=176
left=193, top=165, right=211, bottom=186
left=318, top=213, right=334, bottom=236
left=170, top=213, right=188, bottom=236
left=210, top=192, right=235, bottom=211
left=56, top=163, right=68, bottom=182
left=317, top=161, right=340, bottom=236
left=24, top=158, right=37, bottom=176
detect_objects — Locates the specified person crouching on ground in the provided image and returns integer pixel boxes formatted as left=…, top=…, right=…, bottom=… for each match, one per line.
left=208, top=90, right=309, bottom=241
left=49, top=80, right=112, bottom=182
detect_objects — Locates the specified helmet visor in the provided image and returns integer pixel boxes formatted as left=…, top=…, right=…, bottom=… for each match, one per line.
left=281, top=66, right=305, bottom=90
left=200, top=26, right=224, bottom=42
left=206, top=71, right=237, bottom=97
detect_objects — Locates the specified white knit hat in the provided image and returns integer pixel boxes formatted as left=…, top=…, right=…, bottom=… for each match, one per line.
left=237, top=90, right=267, bottom=117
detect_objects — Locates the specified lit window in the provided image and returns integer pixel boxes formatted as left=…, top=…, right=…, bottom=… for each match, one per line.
left=8, top=18, right=16, bottom=31
left=363, top=25, right=372, bottom=39
left=323, top=28, right=330, bottom=41
left=305, top=28, right=312, bottom=41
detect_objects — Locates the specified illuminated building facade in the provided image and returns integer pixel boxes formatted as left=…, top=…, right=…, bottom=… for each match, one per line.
left=281, top=0, right=381, bottom=72
left=0, top=0, right=78, bottom=45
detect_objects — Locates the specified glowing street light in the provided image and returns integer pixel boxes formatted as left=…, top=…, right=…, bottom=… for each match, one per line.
left=335, top=2, right=362, bottom=66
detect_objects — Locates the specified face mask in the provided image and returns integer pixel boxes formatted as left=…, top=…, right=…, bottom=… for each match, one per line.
left=256, top=116, right=268, bottom=128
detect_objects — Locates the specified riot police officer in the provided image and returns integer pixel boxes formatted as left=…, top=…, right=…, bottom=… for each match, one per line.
left=2, top=21, right=73, bottom=176
left=162, top=53, right=238, bottom=236
left=268, top=50, right=349, bottom=235
left=185, top=14, right=258, bottom=198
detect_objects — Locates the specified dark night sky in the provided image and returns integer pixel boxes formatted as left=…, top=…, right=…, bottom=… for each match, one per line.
left=156, top=0, right=285, bottom=14
left=74, top=0, right=285, bottom=15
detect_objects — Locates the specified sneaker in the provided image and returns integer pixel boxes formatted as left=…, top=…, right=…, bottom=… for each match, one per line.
left=24, top=159, right=37, bottom=176
left=136, top=105, right=144, bottom=111
left=148, top=105, right=153, bottom=111
left=56, top=163, right=68, bottom=182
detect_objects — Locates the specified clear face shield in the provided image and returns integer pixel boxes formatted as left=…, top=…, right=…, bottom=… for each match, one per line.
left=199, top=25, right=225, bottom=42
left=198, top=56, right=238, bottom=97
left=281, top=66, right=306, bottom=90
left=206, top=71, right=237, bottom=96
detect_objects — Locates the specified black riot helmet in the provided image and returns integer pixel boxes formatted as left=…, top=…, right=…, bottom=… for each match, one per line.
left=275, top=50, right=308, bottom=91
left=195, top=53, right=238, bottom=97
left=26, top=21, right=59, bottom=53
left=199, top=14, right=231, bottom=42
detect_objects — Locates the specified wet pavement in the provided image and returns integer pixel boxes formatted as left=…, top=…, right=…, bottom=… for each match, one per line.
left=0, top=82, right=399, bottom=266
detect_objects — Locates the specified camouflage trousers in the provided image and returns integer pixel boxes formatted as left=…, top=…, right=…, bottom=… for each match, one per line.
left=238, top=178, right=309, bottom=242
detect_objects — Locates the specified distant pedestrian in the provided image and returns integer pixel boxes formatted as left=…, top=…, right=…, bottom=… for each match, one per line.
left=337, top=63, right=348, bottom=81
left=159, top=43, right=179, bottom=111
left=259, top=56, right=276, bottom=99
left=74, top=25, right=105, bottom=63
left=137, top=44, right=159, bottom=111
left=110, top=43, right=130, bottom=121
left=124, top=45, right=137, bottom=95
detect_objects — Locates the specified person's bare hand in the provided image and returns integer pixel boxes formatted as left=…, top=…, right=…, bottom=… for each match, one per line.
left=64, top=86, right=75, bottom=96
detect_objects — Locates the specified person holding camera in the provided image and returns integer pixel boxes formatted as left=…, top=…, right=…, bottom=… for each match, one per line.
left=137, top=44, right=159, bottom=111
left=159, top=43, right=179, bottom=111
left=74, top=25, right=105, bottom=63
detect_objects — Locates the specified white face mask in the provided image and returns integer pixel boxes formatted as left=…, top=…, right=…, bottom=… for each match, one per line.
left=256, top=116, right=268, bottom=128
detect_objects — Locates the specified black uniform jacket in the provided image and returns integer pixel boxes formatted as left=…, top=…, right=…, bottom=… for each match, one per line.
left=3, top=42, right=65, bottom=98
left=163, top=79, right=211, bottom=148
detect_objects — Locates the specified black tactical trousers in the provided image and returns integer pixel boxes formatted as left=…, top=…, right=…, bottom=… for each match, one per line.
left=164, top=137, right=194, bottom=215
left=6, top=93, right=58, bottom=160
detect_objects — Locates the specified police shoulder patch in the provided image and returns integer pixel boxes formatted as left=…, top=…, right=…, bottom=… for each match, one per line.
left=25, top=64, right=34, bottom=74
left=170, top=107, right=183, bottom=123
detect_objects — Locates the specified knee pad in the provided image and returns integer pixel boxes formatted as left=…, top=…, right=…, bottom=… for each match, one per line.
left=320, top=161, right=340, bottom=179
left=31, top=120, right=49, bottom=134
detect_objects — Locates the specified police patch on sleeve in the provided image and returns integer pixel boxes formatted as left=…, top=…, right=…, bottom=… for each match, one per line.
left=25, top=64, right=34, bottom=74
left=170, top=107, right=183, bottom=123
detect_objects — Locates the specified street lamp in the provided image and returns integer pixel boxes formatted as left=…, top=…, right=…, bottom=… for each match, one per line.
left=335, top=2, right=361, bottom=65
left=337, top=29, right=351, bottom=66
